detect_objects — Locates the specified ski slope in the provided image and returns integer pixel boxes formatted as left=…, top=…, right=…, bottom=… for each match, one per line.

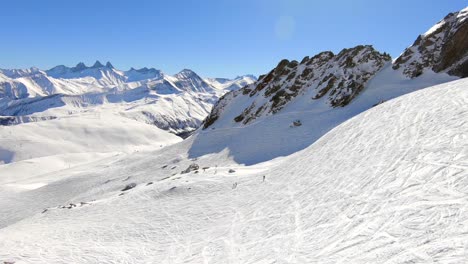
left=0, top=112, right=181, bottom=181
left=1, top=78, right=467, bottom=263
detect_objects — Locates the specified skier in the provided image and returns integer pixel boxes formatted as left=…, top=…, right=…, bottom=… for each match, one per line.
left=263, top=175, right=266, bottom=182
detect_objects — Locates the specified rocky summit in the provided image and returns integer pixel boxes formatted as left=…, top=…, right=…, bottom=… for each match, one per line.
left=204, top=45, right=391, bottom=128
left=393, top=7, right=468, bottom=78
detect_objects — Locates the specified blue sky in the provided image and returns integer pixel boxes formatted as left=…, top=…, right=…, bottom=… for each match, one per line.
left=1, top=0, right=466, bottom=77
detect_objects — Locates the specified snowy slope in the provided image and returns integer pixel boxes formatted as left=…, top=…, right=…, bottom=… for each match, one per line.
left=0, top=112, right=181, bottom=209
left=0, top=112, right=181, bottom=164
left=1, top=78, right=467, bottom=263
left=0, top=86, right=219, bottom=135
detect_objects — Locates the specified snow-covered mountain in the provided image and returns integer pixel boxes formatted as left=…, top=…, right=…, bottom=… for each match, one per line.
left=393, top=7, right=468, bottom=78
left=1, top=76, right=468, bottom=263
left=205, top=75, right=257, bottom=91
left=200, top=7, right=467, bottom=164
left=0, top=62, right=255, bottom=136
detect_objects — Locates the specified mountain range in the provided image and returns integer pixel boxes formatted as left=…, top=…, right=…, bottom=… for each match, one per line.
left=0, top=63, right=256, bottom=136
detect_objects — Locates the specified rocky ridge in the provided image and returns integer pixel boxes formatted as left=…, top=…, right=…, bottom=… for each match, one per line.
left=203, top=7, right=468, bottom=129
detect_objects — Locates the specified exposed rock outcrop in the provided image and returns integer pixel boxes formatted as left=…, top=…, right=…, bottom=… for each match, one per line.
left=393, top=7, right=468, bottom=78
left=202, top=7, right=468, bottom=131
left=203, top=45, right=391, bottom=127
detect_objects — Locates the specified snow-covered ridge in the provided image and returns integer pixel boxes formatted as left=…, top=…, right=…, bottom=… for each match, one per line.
left=393, top=6, right=468, bottom=78
left=209, top=45, right=390, bottom=126
left=205, top=75, right=257, bottom=91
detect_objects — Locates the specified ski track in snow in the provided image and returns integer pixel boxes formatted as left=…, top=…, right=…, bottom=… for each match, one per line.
left=0, top=79, right=468, bottom=263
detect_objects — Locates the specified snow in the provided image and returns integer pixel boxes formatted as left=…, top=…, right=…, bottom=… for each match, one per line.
left=457, top=6, right=468, bottom=22
left=423, top=20, right=445, bottom=37
left=205, top=75, right=257, bottom=91
left=424, top=6, right=468, bottom=37
left=0, top=112, right=181, bottom=164
left=1, top=77, right=468, bottom=263
left=0, top=111, right=182, bottom=230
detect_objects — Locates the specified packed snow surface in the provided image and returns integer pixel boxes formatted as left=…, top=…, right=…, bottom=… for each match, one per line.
left=1, top=78, right=468, bottom=263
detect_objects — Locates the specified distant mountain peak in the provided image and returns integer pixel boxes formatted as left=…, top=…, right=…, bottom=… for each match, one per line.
left=178, top=69, right=195, bottom=74
left=92, top=60, right=104, bottom=68
left=105, top=62, right=114, bottom=69
left=175, top=69, right=199, bottom=79
left=73, top=62, right=87, bottom=72
left=239, top=74, right=257, bottom=80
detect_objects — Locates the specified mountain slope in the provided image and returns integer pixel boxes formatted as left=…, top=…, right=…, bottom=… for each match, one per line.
left=0, top=112, right=181, bottom=164
left=393, top=6, right=468, bottom=78
left=200, top=8, right=466, bottom=164
left=204, top=45, right=390, bottom=128
left=1, top=77, right=467, bottom=263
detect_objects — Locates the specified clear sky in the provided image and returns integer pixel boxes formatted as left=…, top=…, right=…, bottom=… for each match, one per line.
left=1, top=0, right=466, bottom=78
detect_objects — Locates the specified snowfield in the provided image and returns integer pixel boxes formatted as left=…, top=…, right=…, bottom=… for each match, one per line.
left=0, top=112, right=181, bottom=164
left=1, top=78, right=468, bottom=263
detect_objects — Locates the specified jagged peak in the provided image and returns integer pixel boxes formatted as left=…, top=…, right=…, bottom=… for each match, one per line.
left=92, top=60, right=104, bottom=68
left=393, top=6, right=468, bottom=78
left=204, top=44, right=392, bottom=128
left=127, top=67, right=160, bottom=74
left=337, top=44, right=374, bottom=55
left=73, top=62, right=87, bottom=72
left=105, top=61, right=114, bottom=69
left=175, top=69, right=199, bottom=79
left=177, top=68, right=196, bottom=75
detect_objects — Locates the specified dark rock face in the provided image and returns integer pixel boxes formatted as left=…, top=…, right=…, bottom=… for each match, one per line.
left=393, top=8, right=468, bottom=78
left=203, top=91, right=237, bottom=129
left=202, top=45, right=390, bottom=128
